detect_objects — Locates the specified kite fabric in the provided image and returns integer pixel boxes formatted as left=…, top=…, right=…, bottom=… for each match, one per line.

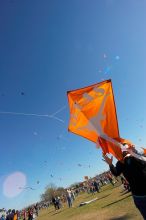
left=67, top=80, right=144, bottom=161
left=67, top=79, right=119, bottom=143
left=98, top=136, right=133, bottom=161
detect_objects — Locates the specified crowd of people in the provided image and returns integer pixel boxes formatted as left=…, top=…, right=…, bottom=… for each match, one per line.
left=1, top=169, right=127, bottom=220
left=1, top=142, right=146, bottom=219
left=0, top=203, right=39, bottom=220
left=51, top=188, right=78, bottom=210
left=0, top=170, right=131, bottom=220
left=50, top=170, right=123, bottom=211
left=0, top=170, right=121, bottom=220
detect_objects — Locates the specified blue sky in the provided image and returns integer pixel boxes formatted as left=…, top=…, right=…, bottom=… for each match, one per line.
left=0, top=0, right=146, bottom=209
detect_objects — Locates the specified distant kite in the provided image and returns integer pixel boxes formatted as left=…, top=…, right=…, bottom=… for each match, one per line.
left=115, top=56, right=120, bottom=60
left=78, top=164, right=82, bottom=167
left=103, top=54, right=107, bottom=59
left=19, top=186, right=36, bottom=190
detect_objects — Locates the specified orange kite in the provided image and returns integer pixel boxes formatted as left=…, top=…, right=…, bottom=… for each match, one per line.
left=67, top=79, right=119, bottom=140
left=67, top=80, right=125, bottom=160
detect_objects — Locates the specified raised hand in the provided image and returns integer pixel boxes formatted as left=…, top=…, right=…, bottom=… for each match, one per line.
left=102, top=154, right=113, bottom=165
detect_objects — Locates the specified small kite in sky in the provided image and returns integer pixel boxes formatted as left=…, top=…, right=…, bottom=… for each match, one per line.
left=43, top=161, right=47, bottom=167
left=19, top=186, right=36, bottom=190
left=33, top=131, right=38, bottom=136
left=115, top=55, right=120, bottom=60
left=78, top=163, right=82, bottom=167
left=57, top=135, right=68, bottom=142
left=104, top=66, right=111, bottom=74
left=57, top=134, right=63, bottom=140
left=103, top=54, right=107, bottom=59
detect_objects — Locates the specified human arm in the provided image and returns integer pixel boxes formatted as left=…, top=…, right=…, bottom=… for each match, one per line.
left=102, top=154, right=123, bottom=177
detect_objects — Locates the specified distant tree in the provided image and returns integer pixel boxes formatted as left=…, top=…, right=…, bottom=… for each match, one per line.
left=40, top=183, right=57, bottom=201
left=69, top=182, right=80, bottom=189
left=40, top=183, right=65, bottom=202
left=56, top=187, right=65, bottom=196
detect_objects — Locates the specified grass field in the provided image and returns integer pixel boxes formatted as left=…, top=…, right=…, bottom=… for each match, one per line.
left=37, top=183, right=143, bottom=220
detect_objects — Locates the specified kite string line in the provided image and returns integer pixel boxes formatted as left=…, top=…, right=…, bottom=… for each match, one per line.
left=50, top=115, right=65, bottom=123
left=0, top=111, right=49, bottom=117
left=49, top=105, right=66, bottom=116
left=0, top=105, right=66, bottom=122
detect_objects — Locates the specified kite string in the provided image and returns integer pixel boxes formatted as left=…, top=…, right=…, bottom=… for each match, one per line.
left=0, top=105, right=66, bottom=123
left=50, top=115, right=65, bottom=123
left=49, top=105, right=66, bottom=117
left=0, top=111, right=49, bottom=117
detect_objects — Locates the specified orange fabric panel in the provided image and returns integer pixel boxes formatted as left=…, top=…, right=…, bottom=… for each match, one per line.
left=67, top=79, right=119, bottom=143
left=98, top=137, right=123, bottom=161
left=98, top=136, right=133, bottom=161
left=114, top=137, right=133, bottom=147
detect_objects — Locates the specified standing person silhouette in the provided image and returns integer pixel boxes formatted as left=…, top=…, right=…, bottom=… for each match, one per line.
left=103, top=144, right=146, bottom=219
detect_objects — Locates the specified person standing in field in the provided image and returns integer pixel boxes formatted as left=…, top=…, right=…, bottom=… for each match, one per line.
left=23, top=210, right=26, bottom=220
left=66, top=189, right=73, bottom=208
left=103, top=144, right=146, bottom=219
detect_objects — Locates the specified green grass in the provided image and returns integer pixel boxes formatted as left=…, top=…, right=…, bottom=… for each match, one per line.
left=37, top=183, right=143, bottom=220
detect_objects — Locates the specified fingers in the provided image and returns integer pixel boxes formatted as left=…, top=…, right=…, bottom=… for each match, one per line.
left=102, top=152, right=106, bottom=157
left=103, top=154, right=108, bottom=159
